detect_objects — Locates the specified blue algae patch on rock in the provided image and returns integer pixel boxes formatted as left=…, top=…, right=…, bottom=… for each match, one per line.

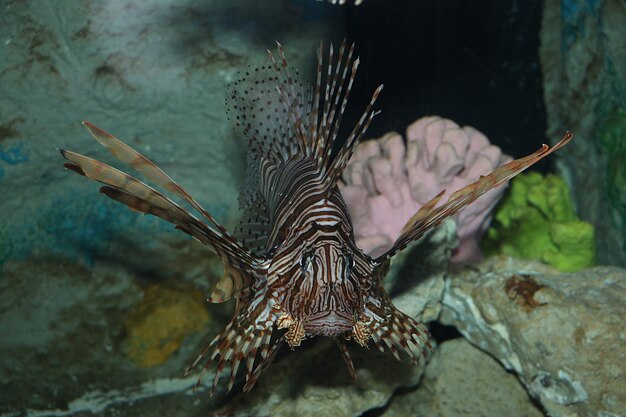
left=560, top=0, right=602, bottom=49
left=0, top=192, right=187, bottom=269
left=0, top=144, right=29, bottom=164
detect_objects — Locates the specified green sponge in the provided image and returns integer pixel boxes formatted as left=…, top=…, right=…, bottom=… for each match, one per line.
left=483, top=172, right=595, bottom=272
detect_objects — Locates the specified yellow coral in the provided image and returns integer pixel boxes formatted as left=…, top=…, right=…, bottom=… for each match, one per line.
left=124, top=284, right=210, bottom=367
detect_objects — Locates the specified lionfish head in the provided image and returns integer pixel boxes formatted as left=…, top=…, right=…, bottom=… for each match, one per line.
left=269, top=218, right=363, bottom=345
left=298, top=242, right=357, bottom=337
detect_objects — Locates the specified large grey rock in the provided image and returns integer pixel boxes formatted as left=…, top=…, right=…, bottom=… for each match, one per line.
left=441, top=256, right=626, bottom=417
left=387, top=338, right=544, bottom=417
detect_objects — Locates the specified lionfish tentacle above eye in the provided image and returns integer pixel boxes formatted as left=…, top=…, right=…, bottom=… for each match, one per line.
left=60, top=39, right=572, bottom=396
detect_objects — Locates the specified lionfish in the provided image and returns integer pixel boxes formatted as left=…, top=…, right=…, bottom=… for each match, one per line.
left=59, top=40, right=572, bottom=395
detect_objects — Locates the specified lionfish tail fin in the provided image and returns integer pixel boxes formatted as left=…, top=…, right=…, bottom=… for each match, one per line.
left=61, top=123, right=260, bottom=302
left=375, top=131, right=573, bottom=263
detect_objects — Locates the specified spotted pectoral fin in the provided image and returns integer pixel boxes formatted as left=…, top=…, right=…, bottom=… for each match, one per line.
left=375, top=131, right=573, bottom=263
left=359, top=302, right=432, bottom=365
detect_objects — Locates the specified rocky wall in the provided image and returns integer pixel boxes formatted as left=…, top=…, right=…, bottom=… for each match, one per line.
left=539, top=0, right=626, bottom=266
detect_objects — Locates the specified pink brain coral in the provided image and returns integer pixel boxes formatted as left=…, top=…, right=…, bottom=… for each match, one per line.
left=340, top=116, right=512, bottom=263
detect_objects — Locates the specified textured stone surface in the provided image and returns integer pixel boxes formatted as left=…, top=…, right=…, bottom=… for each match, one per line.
left=539, top=0, right=626, bottom=267
left=124, top=283, right=211, bottom=367
left=441, top=256, right=626, bottom=417
left=0, top=0, right=340, bottom=268
left=0, top=248, right=228, bottom=415
left=387, top=338, right=544, bottom=417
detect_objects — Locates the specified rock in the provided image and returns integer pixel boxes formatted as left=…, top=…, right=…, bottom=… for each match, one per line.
left=0, top=255, right=226, bottom=415
left=124, top=283, right=211, bottom=367
left=386, top=338, right=544, bottom=417
left=441, top=256, right=626, bottom=417
left=213, top=338, right=426, bottom=417
left=0, top=0, right=341, bottom=270
left=539, top=0, right=626, bottom=267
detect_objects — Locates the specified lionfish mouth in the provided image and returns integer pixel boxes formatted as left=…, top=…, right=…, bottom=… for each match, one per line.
left=304, top=310, right=354, bottom=336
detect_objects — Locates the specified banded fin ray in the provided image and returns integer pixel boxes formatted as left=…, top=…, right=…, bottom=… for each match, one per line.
left=375, top=131, right=574, bottom=263
left=82, top=121, right=229, bottom=235
left=185, top=311, right=281, bottom=396
left=60, top=123, right=260, bottom=304
left=60, top=148, right=255, bottom=264
left=335, top=336, right=357, bottom=380
left=234, top=194, right=271, bottom=255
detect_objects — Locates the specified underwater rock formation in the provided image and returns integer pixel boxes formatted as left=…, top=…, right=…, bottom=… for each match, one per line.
left=387, top=338, right=544, bottom=417
left=0, top=249, right=225, bottom=414
left=0, top=0, right=341, bottom=270
left=340, top=116, right=511, bottom=262
left=483, top=172, right=596, bottom=272
left=540, top=0, right=626, bottom=266
left=124, top=283, right=210, bottom=367
left=441, top=256, right=626, bottom=417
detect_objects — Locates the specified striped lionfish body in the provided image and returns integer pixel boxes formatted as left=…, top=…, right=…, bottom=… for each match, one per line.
left=59, top=41, right=572, bottom=395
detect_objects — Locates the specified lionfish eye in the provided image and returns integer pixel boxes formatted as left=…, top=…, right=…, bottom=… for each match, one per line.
left=300, top=251, right=313, bottom=271
left=345, top=255, right=354, bottom=276
left=265, top=244, right=279, bottom=259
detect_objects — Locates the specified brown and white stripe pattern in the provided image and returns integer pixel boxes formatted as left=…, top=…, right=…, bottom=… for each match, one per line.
left=60, top=40, right=572, bottom=396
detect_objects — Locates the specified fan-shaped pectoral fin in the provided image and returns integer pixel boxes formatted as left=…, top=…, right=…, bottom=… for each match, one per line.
left=356, top=298, right=432, bottom=365
left=185, top=298, right=277, bottom=396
